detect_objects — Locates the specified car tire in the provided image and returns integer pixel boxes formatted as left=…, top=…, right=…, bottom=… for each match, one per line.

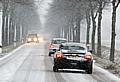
left=86, top=68, right=92, bottom=74
left=49, top=53, right=51, bottom=56
left=86, top=63, right=93, bottom=74
left=53, top=66, right=59, bottom=72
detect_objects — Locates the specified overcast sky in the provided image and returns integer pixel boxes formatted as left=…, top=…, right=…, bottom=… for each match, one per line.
left=102, top=5, right=120, bottom=40
left=36, top=0, right=53, bottom=26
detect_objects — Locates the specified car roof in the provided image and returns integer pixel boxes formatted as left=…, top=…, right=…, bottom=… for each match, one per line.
left=61, top=42, right=86, bottom=48
left=52, top=38, right=67, bottom=41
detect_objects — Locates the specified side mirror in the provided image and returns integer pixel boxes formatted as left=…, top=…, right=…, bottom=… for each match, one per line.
left=0, top=45, right=2, bottom=48
left=60, top=47, right=64, bottom=49
left=59, top=45, right=64, bottom=49
left=89, top=50, right=92, bottom=53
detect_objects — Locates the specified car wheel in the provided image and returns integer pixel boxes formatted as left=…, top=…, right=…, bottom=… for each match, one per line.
left=86, top=63, right=93, bottom=74
left=53, top=66, right=59, bottom=72
left=49, top=52, right=51, bottom=56
left=86, top=68, right=92, bottom=74
left=48, top=52, right=51, bottom=56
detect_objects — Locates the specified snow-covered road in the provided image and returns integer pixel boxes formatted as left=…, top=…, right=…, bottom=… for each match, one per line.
left=0, top=43, right=119, bottom=82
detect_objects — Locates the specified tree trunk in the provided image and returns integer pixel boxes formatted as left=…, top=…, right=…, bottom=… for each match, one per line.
left=5, top=15, right=9, bottom=46
left=76, top=18, right=81, bottom=43
left=67, top=27, right=70, bottom=41
left=64, top=27, right=67, bottom=39
left=16, top=24, right=21, bottom=42
left=69, top=26, right=72, bottom=41
left=91, top=11, right=97, bottom=55
left=2, top=0, right=10, bottom=46
left=2, top=0, right=6, bottom=46
left=86, top=10, right=91, bottom=46
left=72, top=27, right=75, bottom=42
left=2, top=11, right=6, bottom=46
left=89, top=0, right=97, bottom=55
left=9, top=17, right=13, bottom=45
left=12, top=21, right=15, bottom=43
left=97, top=1, right=102, bottom=57
left=110, top=0, right=118, bottom=62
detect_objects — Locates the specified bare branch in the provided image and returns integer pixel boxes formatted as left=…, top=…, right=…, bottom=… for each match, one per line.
left=94, top=11, right=98, bottom=19
left=115, top=1, right=120, bottom=8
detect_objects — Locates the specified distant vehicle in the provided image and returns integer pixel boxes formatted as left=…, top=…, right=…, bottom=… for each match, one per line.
left=26, top=34, right=39, bottom=43
left=53, top=42, right=93, bottom=74
left=48, top=38, right=67, bottom=56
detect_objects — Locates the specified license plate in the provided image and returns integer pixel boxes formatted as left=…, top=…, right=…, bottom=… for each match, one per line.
left=71, top=63, right=77, bottom=65
left=66, top=57, right=84, bottom=61
left=72, top=54, right=77, bottom=56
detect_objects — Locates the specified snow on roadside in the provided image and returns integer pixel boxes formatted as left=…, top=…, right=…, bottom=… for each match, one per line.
left=0, top=44, right=32, bottom=81
left=94, top=46, right=120, bottom=78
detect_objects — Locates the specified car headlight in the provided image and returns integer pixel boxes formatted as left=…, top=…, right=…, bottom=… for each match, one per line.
left=27, top=38, right=31, bottom=41
left=33, top=38, right=38, bottom=41
left=38, top=37, right=44, bottom=42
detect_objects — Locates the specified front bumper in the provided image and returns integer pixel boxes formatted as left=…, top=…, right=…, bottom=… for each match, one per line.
left=27, top=40, right=39, bottom=43
left=54, top=58, right=93, bottom=70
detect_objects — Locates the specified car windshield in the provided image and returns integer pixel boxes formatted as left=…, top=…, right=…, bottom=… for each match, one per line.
left=52, top=40, right=67, bottom=44
left=62, top=46, right=85, bottom=50
left=28, top=34, right=37, bottom=38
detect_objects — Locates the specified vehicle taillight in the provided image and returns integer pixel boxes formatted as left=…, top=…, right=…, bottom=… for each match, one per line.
left=84, top=52, right=93, bottom=61
left=51, top=45, right=55, bottom=48
left=56, top=53, right=64, bottom=59
left=48, top=44, right=55, bottom=49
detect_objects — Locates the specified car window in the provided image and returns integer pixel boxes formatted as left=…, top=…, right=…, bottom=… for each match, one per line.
left=28, top=34, right=37, bottom=38
left=62, top=46, right=85, bottom=50
left=52, top=40, right=67, bottom=44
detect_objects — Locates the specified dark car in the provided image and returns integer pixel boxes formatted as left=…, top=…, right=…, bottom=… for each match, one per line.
left=53, top=42, right=93, bottom=74
left=48, top=38, right=67, bottom=56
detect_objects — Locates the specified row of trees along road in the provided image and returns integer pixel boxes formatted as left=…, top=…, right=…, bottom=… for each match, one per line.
left=45, top=0, right=120, bottom=62
left=1, top=0, right=40, bottom=47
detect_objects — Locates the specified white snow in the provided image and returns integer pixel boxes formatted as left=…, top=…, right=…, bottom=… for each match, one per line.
left=0, top=44, right=32, bottom=81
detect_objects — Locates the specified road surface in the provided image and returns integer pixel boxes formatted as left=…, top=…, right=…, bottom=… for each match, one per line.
left=0, top=43, right=120, bottom=82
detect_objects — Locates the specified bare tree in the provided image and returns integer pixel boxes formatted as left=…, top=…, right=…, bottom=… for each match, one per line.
left=85, top=9, right=91, bottom=48
left=110, top=0, right=120, bottom=62
left=97, top=0, right=102, bottom=57
left=1, top=0, right=40, bottom=47
left=97, top=0, right=107, bottom=57
left=89, top=0, right=98, bottom=55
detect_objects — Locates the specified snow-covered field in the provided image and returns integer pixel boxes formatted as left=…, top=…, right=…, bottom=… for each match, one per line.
left=101, top=40, right=120, bottom=63
left=102, top=40, right=120, bottom=51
